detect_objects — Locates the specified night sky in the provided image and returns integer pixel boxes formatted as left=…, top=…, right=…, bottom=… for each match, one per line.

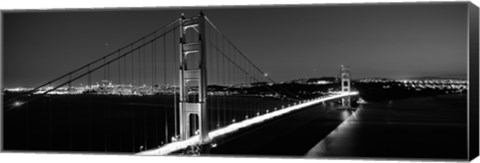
left=2, top=2, right=468, bottom=88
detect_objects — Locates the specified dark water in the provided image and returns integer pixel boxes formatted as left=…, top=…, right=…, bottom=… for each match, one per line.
left=3, top=94, right=294, bottom=153
left=209, top=94, right=467, bottom=160
left=307, top=94, right=468, bottom=160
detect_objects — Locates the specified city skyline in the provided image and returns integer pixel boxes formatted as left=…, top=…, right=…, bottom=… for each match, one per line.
left=3, top=2, right=469, bottom=88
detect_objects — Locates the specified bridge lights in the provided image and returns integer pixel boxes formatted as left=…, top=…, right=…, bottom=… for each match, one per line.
left=13, top=101, right=24, bottom=107
left=171, top=136, right=178, bottom=142
left=211, top=143, right=217, bottom=148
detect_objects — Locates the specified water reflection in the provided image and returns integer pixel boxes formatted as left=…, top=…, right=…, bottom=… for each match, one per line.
left=306, top=109, right=356, bottom=157
left=341, top=110, right=352, bottom=120
left=306, top=105, right=361, bottom=157
left=307, top=95, right=467, bottom=159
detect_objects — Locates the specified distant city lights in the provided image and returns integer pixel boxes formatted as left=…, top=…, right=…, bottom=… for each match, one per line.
left=357, top=78, right=467, bottom=93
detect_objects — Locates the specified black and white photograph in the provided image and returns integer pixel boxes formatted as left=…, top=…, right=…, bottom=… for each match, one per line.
left=1, top=1, right=479, bottom=162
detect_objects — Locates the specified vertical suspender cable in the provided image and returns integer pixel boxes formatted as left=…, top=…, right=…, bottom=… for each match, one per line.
left=118, top=51, right=121, bottom=85
left=231, top=48, right=235, bottom=123
left=216, top=29, right=220, bottom=128
left=243, top=59, right=250, bottom=117
left=174, top=22, right=180, bottom=139
left=154, top=36, right=159, bottom=148
left=103, top=57, right=106, bottom=82
left=227, top=43, right=231, bottom=124
left=108, top=58, right=111, bottom=82
left=131, top=46, right=134, bottom=87
left=131, top=45, right=135, bottom=152
left=138, top=46, right=141, bottom=86
left=124, top=48, right=127, bottom=85
left=208, top=24, right=214, bottom=130
left=88, top=65, right=91, bottom=89
left=250, top=65, right=254, bottom=116
left=143, top=42, right=147, bottom=86
left=144, top=41, right=149, bottom=148
left=163, top=27, right=168, bottom=144
left=234, top=50, right=238, bottom=122
left=222, top=35, right=226, bottom=127
left=152, top=36, right=155, bottom=87
left=68, top=73, right=71, bottom=93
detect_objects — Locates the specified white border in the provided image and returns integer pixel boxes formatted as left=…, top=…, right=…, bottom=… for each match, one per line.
left=1, top=1, right=478, bottom=163
left=0, top=0, right=474, bottom=10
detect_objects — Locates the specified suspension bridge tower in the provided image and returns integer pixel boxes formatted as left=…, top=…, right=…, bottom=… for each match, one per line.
left=340, top=65, right=351, bottom=107
left=178, top=13, right=210, bottom=143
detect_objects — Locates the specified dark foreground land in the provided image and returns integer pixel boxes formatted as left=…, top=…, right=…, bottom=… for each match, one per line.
left=209, top=94, right=467, bottom=160
left=3, top=93, right=293, bottom=153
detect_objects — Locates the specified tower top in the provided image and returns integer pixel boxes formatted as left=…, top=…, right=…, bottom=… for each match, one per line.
left=341, top=65, right=350, bottom=73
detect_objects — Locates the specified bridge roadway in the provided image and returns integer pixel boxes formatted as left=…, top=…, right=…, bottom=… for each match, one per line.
left=138, top=92, right=358, bottom=155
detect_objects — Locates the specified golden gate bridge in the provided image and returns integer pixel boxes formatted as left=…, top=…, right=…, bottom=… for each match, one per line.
left=4, top=12, right=358, bottom=155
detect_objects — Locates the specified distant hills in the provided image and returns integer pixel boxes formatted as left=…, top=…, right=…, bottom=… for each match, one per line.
left=284, top=75, right=467, bottom=84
